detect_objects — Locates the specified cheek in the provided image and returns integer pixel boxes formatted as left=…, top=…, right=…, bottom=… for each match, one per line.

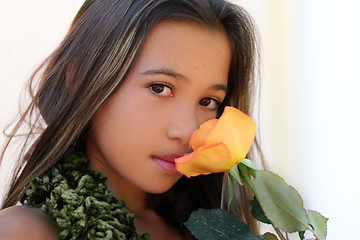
left=105, top=101, right=166, bottom=147
left=91, top=84, right=171, bottom=152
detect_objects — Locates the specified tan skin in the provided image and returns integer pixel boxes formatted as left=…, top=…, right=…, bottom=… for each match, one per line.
left=0, top=206, right=59, bottom=239
left=0, top=20, right=231, bottom=239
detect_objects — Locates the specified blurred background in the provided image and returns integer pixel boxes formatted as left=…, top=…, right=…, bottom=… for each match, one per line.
left=0, top=1, right=359, bottom=239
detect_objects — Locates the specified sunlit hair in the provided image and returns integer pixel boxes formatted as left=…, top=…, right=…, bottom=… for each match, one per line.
left=1, top=0, right=260, bottom=237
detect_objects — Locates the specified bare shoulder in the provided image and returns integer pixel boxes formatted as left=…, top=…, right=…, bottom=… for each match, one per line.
left=0, top=205, right=59, bottom=240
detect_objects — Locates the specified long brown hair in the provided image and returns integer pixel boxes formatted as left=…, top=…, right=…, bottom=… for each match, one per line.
left=1, top=0, right=260, bottom=236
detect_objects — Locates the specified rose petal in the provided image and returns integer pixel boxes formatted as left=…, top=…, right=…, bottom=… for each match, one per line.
left=175, top=142, right=233, bottom=177
left=189, top=119, right=218, bottom=150
left=206, top=107, right=255, bottom=161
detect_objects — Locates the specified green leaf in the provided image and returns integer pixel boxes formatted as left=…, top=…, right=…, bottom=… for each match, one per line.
left=240, top=159, right=257, bottom=176
left=263, top=232, right=278, bottom=240
left=298, top=231, right=305, bottom=240
left=230, top=164, right=243, bottom=185
left=253, top=171, right=309, bottom=232
left=251, top=197, right=271, bottom=224
left=238, top=163, right=255, bottom=192
left=308, top=210, right=328, bottom=240
left=185, top=209, right=264, bottom=240
left=240, top=159, right=257, bottom=169
left=227, top=173, right=235, bottom=208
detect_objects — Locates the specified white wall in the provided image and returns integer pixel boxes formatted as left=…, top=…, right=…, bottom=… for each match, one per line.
left=296, top=1, right=360, bottom=239
left=0, top=0, right=85, bottom=206
left=237, top=1, right=360, bottom=239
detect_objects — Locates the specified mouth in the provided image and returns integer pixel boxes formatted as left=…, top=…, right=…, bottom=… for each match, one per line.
left=151, top=154, right=183, bottom=175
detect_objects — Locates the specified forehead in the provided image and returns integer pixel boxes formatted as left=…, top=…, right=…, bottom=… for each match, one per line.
left=144, top=19, right=229, bottom=51
left=129, top=20, right=231, bottom=81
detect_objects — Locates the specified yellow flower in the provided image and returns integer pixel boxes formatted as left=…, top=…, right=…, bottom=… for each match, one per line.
left=175, top=106, right=256, bottom=177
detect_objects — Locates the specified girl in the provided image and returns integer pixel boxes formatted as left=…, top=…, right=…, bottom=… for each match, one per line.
left=0, top=0, right=260, bottom=239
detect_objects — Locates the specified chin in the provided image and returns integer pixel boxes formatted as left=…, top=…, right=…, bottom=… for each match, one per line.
left=143, top=179, right=180, bottom=194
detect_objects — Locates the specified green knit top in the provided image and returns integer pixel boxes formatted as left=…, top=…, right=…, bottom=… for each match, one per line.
left=24, top=151, right=150, bottom=240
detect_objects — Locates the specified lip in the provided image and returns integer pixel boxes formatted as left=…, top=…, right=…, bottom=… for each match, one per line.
left=152, top=154, right=182, bottom=175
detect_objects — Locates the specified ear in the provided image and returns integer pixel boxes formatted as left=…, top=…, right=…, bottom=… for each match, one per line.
left=65, top=62, right=78, bottom=91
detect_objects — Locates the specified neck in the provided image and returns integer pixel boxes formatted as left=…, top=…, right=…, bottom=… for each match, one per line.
left=106, top=173, right=147, bottom=213
left=87, top=155, right=147, bottom=214
left=86, top=153, right=184, bottom=240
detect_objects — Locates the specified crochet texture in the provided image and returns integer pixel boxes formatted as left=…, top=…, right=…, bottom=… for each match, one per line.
left=25, top=151, right=150, bottom=240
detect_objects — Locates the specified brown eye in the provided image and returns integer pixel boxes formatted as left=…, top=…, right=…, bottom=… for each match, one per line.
left=151, top=84, right=164, bottom=93
left=200, top=98, right=219, bottom=110
left=149, top=83, right=173, bottom=97
left=200, top=98, right=211, bottom=106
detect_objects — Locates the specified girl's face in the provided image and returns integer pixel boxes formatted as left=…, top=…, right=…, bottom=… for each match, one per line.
left=86, top=20, right=231, bottom=196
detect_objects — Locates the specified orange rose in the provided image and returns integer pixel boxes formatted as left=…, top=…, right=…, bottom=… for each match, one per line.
left=175, top=106, right=256, bottom=177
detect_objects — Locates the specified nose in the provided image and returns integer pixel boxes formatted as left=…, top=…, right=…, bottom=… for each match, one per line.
left=166, top=104, right=199, bottom=145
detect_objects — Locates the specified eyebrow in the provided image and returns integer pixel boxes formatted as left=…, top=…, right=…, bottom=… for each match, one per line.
left=141, top=68, right=185, bottom=79
left=212, top=84, right=228, bottom=93
left=141, top=68, right=228, bottom=93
